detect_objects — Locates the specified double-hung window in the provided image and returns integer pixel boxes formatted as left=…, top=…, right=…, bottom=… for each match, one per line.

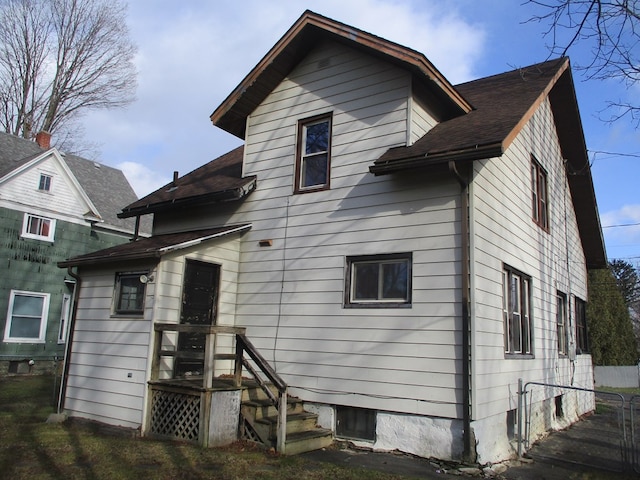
left=114, top=272, right=146, bottom=315
left=295, top=114, right=332, bottom=193
left=556, top=292, right=568, bottom=356
left=3, top=290, right=49, bottom=343
left=531, top=155, right=549, bottom=230
left=503, top=265, right=533, bottom=356
left=575, top=297, right=588, bottom=354
left=345, top=253, right=412, bottom=307
left=22, top=213, right=55, bottom=241
left=38, top=174, right=52, bottom=191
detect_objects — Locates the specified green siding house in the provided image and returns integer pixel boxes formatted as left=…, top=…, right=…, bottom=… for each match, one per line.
left=0, top=131, right=148, bottom=374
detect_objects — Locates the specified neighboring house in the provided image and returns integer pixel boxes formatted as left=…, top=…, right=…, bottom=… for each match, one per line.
left=58, top=11, right=606, bottom=464
left=0, top=131, right=149, bottom=374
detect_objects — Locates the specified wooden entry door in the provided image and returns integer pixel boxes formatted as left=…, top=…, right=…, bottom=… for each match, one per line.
left=174, top=260, right=220, bottom=378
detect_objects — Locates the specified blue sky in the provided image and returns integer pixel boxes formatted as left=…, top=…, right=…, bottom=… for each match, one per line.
left=79, top=1, right=640, bottom=263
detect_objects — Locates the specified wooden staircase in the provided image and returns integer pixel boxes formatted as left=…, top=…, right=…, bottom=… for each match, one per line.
left=241, top=382, right=333, bottom=455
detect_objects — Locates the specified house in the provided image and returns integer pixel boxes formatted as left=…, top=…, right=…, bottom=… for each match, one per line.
left=58, top=11, right=606, bottom=464
left=0, top=131, right=149, bottom=375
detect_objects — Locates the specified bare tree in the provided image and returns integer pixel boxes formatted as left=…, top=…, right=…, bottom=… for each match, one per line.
left=0, top=0, right=136, bottom=146
left=527, top=0, right=640, bottom=125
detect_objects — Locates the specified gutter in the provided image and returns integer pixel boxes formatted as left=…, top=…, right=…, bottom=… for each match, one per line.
left=448, top=160, right=475, bottom=463
left=118, top=178, right=257, bottom=219
left=370, top=143, right=502, bottom=176
left=57, top=266, right=81, bottom=414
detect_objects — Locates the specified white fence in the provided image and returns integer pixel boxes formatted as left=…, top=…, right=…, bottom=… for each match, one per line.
left=594, top=365, right=640, bottom=388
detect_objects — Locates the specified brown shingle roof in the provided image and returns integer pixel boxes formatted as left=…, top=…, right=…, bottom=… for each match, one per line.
left=119, top=146, right=255, bottom=218
left=58, top=224, right=251, bottom=267
left=371, top=58, right=568, bottom=171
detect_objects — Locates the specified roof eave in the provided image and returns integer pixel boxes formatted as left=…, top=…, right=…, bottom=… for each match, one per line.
left=118, top=177, right=256, bottom=219
left=210, top=10, right=471, bottom=139
left=370, top=143, right=504, bottom=175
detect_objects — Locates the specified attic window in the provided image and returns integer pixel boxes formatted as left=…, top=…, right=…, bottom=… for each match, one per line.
left=38, top=174, right=52, bottom=191
left=295, top=113, right=332, bottom=193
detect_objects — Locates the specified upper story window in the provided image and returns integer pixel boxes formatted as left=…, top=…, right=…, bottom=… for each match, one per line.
left=503, top=265, right=533, bottom=356
left=295, top=113, right=332, bottom=193
left=345, top=253, right=412, bottom=308
left=531, top=156, right=549, bottom=231
left=575, top=297, right=588, bottom=354
left=3, top=290, right=49, bottom=343
left=556, top=291, right=568, bottom=356
left=114, top=272, right=147, bottom=315
left=38, top=174, right=52, bottom=191
left=22, top=213, right=55, bottom=242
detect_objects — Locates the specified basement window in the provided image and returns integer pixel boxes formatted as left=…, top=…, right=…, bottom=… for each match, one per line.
left=506, top=409, right=517, bottom=441
left=555, top=395, right=564, bottom=419
left=336, top=406, right=376, bottom=441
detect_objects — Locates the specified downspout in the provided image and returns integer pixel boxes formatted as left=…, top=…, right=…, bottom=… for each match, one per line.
left=57, top=266, right=81, bottom=414
left=448, top=160, right=475, bottom=462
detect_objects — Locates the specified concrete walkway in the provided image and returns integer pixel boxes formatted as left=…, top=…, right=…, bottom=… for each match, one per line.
left=304, top=396, right=640, bottom=479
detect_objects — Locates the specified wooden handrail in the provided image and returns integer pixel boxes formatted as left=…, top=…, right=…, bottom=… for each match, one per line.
left=236, top=334, right=287, bottom=392
left=150, top=323, right=288, bottom=452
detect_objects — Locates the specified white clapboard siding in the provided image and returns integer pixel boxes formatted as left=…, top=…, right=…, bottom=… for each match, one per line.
left=65, top=267, right=155, bottom=428
left=207, top=39, right=464, bottom=417
left=1, top=153, right=92, bottom=224
left=471, top=98, right=589, bottom=421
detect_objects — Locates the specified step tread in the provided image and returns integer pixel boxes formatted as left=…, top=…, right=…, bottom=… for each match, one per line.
left=255, top=411, right=318, bottom=425
left=285, top=428, right=333, bottom=442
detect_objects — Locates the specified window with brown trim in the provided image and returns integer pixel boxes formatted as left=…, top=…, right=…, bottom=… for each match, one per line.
left=575, top=297, right=588, bottom=354
left=503, top=265, right=533, bottom=356
left=345, top=253, right=412, bottom=308
left=531, top=155, right=549, bottom=230
left=295, top=113, right=332, bottom=193
left=556, top=291, right=568, bottom=356
left=114, top=272, right=147, bottom=315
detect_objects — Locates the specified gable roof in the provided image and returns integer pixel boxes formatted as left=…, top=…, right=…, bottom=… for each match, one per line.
left=210, top=10, right=472, bottom=139
left=119, top=146, right=255, bottom=219
left=0, top=131, right=147, bottom=234
left=58, top=224, right=251, bottom=267
left=370, top=58, right=606, bottom=269
left=371, top=58, right=568, bottom=171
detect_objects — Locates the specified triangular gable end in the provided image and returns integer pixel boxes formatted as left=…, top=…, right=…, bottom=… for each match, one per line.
left=210, top=10, right=473, bottom=139
left=0, top=148, right=102, bottom=222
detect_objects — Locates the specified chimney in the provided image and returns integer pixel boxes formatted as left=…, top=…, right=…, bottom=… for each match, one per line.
left=35, top=131, right=51, bottom=149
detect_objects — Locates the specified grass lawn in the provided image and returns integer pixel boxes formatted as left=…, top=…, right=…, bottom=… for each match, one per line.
left=0, top=375, right=410, bottom=480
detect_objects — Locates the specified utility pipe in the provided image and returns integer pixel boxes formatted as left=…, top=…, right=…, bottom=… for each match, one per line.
left=57, top=266, right=81, bottom=414
left=448, top=160, right=474, bottom=462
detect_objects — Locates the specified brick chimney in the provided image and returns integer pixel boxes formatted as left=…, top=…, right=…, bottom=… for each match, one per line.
left=35, top=131, right=51, bottom=149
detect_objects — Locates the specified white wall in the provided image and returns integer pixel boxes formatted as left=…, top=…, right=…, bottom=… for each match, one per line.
left=469, top=98, right=592, bottom=463
left=65, top=234, right=243, bottom=428
left=64, top=264, right=155, bottom=428
left=0, top=153, right=91, bottom=226
left=214, top=40, right=464, bottom=418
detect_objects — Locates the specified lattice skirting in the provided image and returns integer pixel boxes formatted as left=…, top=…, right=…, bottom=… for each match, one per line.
left=149, top=389, right=201, bottom=442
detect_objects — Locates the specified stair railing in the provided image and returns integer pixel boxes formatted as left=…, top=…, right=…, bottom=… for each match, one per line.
left=234, top=333, right=288, bottom=453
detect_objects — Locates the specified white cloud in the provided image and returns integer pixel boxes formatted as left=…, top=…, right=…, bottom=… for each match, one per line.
left=117, top=161, right=168, bottom=197
left=81, top=0, right=487, bottom=192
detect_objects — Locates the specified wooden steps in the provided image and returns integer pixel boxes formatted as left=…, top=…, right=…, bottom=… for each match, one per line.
left=241, top=383, right=333, bottom=455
